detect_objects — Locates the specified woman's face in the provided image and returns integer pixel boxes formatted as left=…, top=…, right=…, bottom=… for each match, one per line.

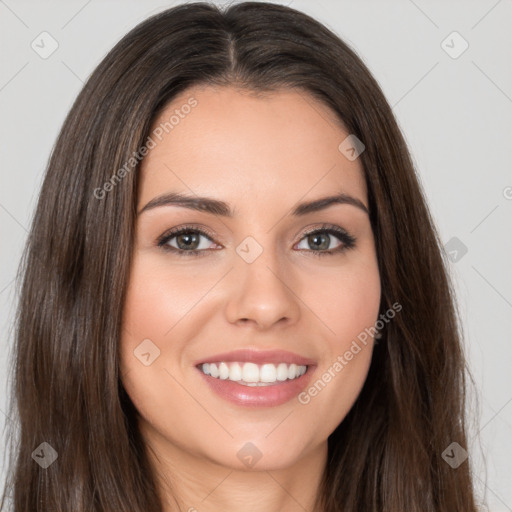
left=120, top=85, right=381, bottom=472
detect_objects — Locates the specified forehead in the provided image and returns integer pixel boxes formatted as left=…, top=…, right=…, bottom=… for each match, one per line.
left=138, top=85, right=367, bottom=211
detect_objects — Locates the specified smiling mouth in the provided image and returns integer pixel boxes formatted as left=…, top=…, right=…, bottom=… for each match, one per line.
left=197, top=361, right=308, bottom=385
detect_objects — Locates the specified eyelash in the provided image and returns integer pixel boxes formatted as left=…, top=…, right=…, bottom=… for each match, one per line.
left=156, top=223, right=357, bottom=258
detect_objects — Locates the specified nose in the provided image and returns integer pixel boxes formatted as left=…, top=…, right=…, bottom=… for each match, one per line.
left=224, top=245, right=301, bottom=331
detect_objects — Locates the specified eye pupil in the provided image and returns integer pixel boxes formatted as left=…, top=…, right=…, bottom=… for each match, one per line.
left=177, top=232, right=199, bottom=250
left=309, top=233, right=329, bottom=250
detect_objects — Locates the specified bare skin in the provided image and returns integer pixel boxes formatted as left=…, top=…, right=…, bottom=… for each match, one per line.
left=120, top=85, right=381, bottom=512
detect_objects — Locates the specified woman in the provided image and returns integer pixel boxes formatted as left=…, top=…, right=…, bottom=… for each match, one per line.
left=1, top=2, right=481, bottom=510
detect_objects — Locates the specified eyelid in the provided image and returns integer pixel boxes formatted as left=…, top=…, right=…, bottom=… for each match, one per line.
left=157, top=223, right=219, bottom=244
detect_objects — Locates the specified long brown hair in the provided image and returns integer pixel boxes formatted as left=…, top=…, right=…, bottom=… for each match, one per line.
left=1, top=2, right=481, bottom=510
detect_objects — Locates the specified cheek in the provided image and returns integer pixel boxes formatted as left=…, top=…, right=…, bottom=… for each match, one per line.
left=294, top=257, right=380, bottom=430
left=119, top=256, right=215, bottom=450
left=304, top=254, right=381, bottom=343
left=334, top=272, right=380, bottom=341
left=121, top=254, right=208, bottom=346
left=120, top=254, right=182, bottom=383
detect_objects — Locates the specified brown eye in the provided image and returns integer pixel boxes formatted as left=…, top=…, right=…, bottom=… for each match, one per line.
left=157, top=226, right=218, bottom=257
left=305, top=232, right=333, bottom=251
left=173, top=231, right=201, bottom=250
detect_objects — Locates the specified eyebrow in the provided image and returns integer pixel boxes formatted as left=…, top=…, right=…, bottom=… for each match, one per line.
left=137, top=191, right=369, bottom=217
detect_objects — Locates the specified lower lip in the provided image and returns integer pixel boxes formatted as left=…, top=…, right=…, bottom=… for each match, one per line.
left=196, top=366, right=316, bottom=407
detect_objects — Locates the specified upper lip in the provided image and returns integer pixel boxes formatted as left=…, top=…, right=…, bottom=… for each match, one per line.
left=194, top=349, right=316, bottom=367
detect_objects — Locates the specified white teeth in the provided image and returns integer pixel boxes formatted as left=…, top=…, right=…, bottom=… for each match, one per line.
left=199, top=361, right=308, bottom=384
left=218, top=362, right=229, bottom=380
left=229, top=362, right=242, bottom=381
left=260, top=364, right=277, bottom=382
left=242, top=362, right=259, bottom=383
left=209, top=363, right=219, bottom=378
left=276, top=363, right=288, bottom=381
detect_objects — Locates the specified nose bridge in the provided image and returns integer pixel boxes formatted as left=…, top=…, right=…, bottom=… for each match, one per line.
left=237, top=236, right=283, bottom=289
left=225, top=232, right=301, bottom=328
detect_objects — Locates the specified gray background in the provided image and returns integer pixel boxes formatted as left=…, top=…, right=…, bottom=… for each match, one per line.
left=1, top=0, right=511, bottom=510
